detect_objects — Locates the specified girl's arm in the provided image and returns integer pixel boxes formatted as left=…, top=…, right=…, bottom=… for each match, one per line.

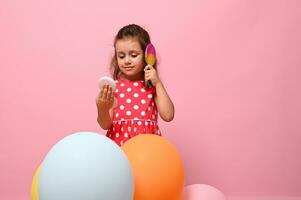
left=97, top=107, right=113, bottom=130
left=96, top=85, right=114, bottom=129
left=154, top=81, right=175, bottom=122
left=145, top=65, right=175, bottom=122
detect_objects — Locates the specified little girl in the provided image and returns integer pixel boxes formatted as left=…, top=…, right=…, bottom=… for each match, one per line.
left=96, top=24, right=174, bottom=146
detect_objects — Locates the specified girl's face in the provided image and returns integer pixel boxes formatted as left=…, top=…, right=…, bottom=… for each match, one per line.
left=115, top=37, right=144, bottom=80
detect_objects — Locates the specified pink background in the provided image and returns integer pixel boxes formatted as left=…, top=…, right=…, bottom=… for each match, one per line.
left=1, top=0, right=300, bottom=199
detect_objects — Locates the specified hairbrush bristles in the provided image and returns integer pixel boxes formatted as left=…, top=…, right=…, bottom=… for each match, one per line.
left=145, top=43, right=156, bottom=65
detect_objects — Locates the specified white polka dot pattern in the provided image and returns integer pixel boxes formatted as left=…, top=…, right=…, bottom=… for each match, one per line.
left=106, top=79, right=161, bottom=146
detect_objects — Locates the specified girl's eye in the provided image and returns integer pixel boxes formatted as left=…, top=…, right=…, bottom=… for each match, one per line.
left=131, top=54, right=137, bottom=58
left=118, top=55, right=124, bottom=59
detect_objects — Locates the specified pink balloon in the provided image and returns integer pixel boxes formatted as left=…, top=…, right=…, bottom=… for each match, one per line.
left=181, top=184, right=226, bottom=200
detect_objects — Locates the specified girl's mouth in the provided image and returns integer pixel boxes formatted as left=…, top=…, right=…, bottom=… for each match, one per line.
left=124, top=66, right=134, bottom=70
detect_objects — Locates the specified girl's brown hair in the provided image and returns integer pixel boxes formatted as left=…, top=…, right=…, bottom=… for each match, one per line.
left=110, top=24, right=157, bottom=81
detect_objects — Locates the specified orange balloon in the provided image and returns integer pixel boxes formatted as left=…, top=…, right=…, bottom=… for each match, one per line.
left=121, top=134, right=185, bottom=200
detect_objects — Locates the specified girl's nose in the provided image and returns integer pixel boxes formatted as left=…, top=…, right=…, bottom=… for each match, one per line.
left=125, top=56, right=131, bottom=64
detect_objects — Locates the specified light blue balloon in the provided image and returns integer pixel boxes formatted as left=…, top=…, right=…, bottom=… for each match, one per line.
left=39, top=131, right=134, bottom=200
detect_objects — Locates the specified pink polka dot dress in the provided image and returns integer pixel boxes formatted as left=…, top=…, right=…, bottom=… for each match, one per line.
left=106, top=79, right=161, bottom=146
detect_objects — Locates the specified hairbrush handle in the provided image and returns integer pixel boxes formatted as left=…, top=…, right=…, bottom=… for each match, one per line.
left=147, top=79, right=152, bottom=88
left=144, top=65, right=153, bottom=88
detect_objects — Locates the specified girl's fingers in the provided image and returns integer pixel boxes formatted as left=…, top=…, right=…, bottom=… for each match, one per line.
left=144, top=65, right=153, bottom=71
left=144, top=71, right=150, bottom=77
left=145, top=70, right=155, bottom=79
left=107, top=86, right=112, bottom=100
left=102, top=85, right=106, bottom=98
left=100, top=86, right=105, bottom=99
left=96, top=93, right=100, bottom=104
left=145, top=74, right=151, bottom=80
left=103, top=85, right=114, bottom=101
left=101, top=85, right=108, bottom=99
left=104, top=85, right=110, bottom=99
left=97, top=85, right=115, bottom=109
left=110, top=96, right=114, bottom=105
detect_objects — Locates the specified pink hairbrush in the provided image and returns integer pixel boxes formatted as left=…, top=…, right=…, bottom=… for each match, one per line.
left=145, top=43, right=156, bottom=88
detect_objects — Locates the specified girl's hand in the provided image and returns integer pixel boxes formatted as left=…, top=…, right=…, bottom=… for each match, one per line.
left=144, top=65, right=161, bottom=87
left=96, top=85, right=114, bottom=111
